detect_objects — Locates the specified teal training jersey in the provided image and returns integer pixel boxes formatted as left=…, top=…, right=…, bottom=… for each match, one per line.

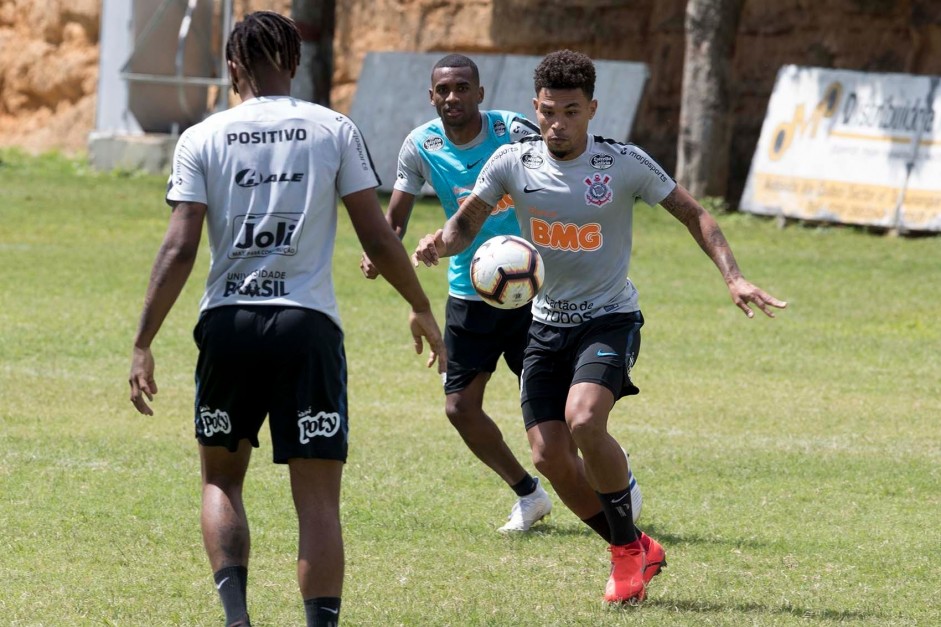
left=394, top=110, right=538, bottom=298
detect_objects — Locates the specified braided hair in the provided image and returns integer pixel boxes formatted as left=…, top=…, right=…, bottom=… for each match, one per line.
left=533, top=49, right=596, bottom=100
left=225, top=11, right=301, bottom=95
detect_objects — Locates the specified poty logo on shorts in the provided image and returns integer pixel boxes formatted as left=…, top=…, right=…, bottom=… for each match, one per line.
left=584, top=174, right=613, bottom=207
left=298, top=408, right=341, bottom=443
left=199, top=407, right=232, bottom=437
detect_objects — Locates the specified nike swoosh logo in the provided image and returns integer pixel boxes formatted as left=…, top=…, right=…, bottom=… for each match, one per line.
left=596, top=350, right=618, bottom=357
left=466, top=158, right=483, bottom=169
left=323, top=608, right=339, bottom=615
left=612, top=492, right=631, bottom=504
left=523, top=185, right=545, bottom=193
left=216, top=577, right=229, bottom=590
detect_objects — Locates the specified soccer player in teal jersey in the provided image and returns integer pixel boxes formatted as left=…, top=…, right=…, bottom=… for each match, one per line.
left=361, top=55, right=552, bottom=531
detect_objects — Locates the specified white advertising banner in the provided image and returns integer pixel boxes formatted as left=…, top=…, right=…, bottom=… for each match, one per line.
left=741, top=65, right=941, bottom=232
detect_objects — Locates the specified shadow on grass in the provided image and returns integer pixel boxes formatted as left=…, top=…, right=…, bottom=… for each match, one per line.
left=497, top=521, right=684, bottom=543
left=634, top=597, right=879, bottom=622
left=622, top=527, right=781, bottom=551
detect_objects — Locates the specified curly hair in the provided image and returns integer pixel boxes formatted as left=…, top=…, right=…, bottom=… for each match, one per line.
left=225, top=11, right=301, bottom=95
left=432, top=54, right=480, bottom=85
left=533, top=49, right=595, bottom=100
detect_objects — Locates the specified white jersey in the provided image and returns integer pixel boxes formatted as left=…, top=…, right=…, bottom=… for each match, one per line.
left=473, top=135, right=676, bottom=327
left=166, top=96, right=380, bottom=329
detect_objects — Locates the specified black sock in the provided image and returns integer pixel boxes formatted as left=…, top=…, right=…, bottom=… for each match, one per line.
left=213, top=566, right=249, bottom=626
left=597, top=488, right=639, bottom=546
left=305, top=597, right=341, bottom=627
left=581, top=511, right=612, bottom=543
left=510, top=474, right=538, bottom=497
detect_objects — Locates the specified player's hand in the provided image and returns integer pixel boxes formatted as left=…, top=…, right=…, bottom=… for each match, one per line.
left=728, top=277, right=787, bottom=318
left=409, top=308, right=448, bottom=374
left=359, top=252, right=380, bottom=279
left=129, top=346, right=158, bottom=415
left=412, top=230, right=443, bottom=267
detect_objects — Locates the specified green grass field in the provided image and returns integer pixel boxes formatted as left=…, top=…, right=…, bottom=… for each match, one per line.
left=1, top=149, right=939, bottom=626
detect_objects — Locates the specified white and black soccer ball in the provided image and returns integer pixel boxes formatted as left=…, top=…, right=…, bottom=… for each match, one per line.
left=470, top=235, right=544, bottom=309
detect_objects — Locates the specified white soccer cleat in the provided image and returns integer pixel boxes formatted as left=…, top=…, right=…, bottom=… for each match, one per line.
left=498, top=477, right=553, bottom=532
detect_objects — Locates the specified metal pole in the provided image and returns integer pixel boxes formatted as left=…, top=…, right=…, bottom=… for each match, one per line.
left=219, top=0, right=233, bottom=111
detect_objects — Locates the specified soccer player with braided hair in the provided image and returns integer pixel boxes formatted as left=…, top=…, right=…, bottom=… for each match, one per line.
left=415, top=49, right=785, bottom=605
left=129, top=11, right=446, bottom=626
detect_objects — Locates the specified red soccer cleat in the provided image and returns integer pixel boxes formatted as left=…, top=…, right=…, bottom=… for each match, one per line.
left=639, top=532, right=666, bottom=585
left=604, top=540, right=647, bottom=605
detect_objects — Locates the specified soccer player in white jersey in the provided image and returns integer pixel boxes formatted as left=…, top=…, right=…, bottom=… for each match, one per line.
left=128, top=12, right=446, bottom=627
left=414, top=49, right=786, bottom=605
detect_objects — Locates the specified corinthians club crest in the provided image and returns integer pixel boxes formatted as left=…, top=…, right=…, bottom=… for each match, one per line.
left=584, top=173, right=613, bottom=207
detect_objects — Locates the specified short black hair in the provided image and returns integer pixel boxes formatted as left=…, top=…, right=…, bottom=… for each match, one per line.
left=533, top=50, right=595, bottom=100
left=431, top=54, right=480, bottom=85
left=225, top=11, right=301, bottom=95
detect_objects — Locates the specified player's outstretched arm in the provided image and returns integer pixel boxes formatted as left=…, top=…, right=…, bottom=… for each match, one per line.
left=343, top=187, right=447, bottom=372
left=129, top=201, right=206, bottom=415
left=413, top=193, right=494, bottom=267
left=660, top=185, right=787, bottom=319
left=360, top=189, right=417, bottom=279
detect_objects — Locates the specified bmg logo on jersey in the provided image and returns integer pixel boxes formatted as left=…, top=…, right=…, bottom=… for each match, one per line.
left=230, top=212, right=303, bottom=258
left=199, top=406, right=232, bottom=437
left=298, top=408, right=342, bottom=443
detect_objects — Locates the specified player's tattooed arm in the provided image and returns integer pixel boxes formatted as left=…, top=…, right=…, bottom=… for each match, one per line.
left=413, top=194, right=493, bottom=266
left=444, top=194, right=493, bottom=255
left=661, top=184, right=787, bottom=318
left=661, top=185, right=742, bottom=283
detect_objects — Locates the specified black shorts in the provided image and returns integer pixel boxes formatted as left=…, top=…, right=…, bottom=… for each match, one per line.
left=193, top=305, right=348, bottom=463
left=520, top=310, right=643, bottom=429
left=443, top=296, right=532, bottom=394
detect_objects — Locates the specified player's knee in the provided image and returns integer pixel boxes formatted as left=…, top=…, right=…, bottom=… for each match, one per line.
left=445, top=395, right=482, bottom=426
left=567, top=412, right=607, bottom=446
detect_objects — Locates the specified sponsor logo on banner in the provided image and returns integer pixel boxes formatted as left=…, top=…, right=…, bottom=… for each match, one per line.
left=584, top=174, right=613, bottom=206
left=768, top=82, right=843, bottom=161
left=742, top=65, right=941, bottom=232
left=298, top=408, right=341, bottom=443
left=423, top=136, right=444, bottom=151
left=769, top=79, right=937, bottom=161
left=199, top=407, right=232, bottom=437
